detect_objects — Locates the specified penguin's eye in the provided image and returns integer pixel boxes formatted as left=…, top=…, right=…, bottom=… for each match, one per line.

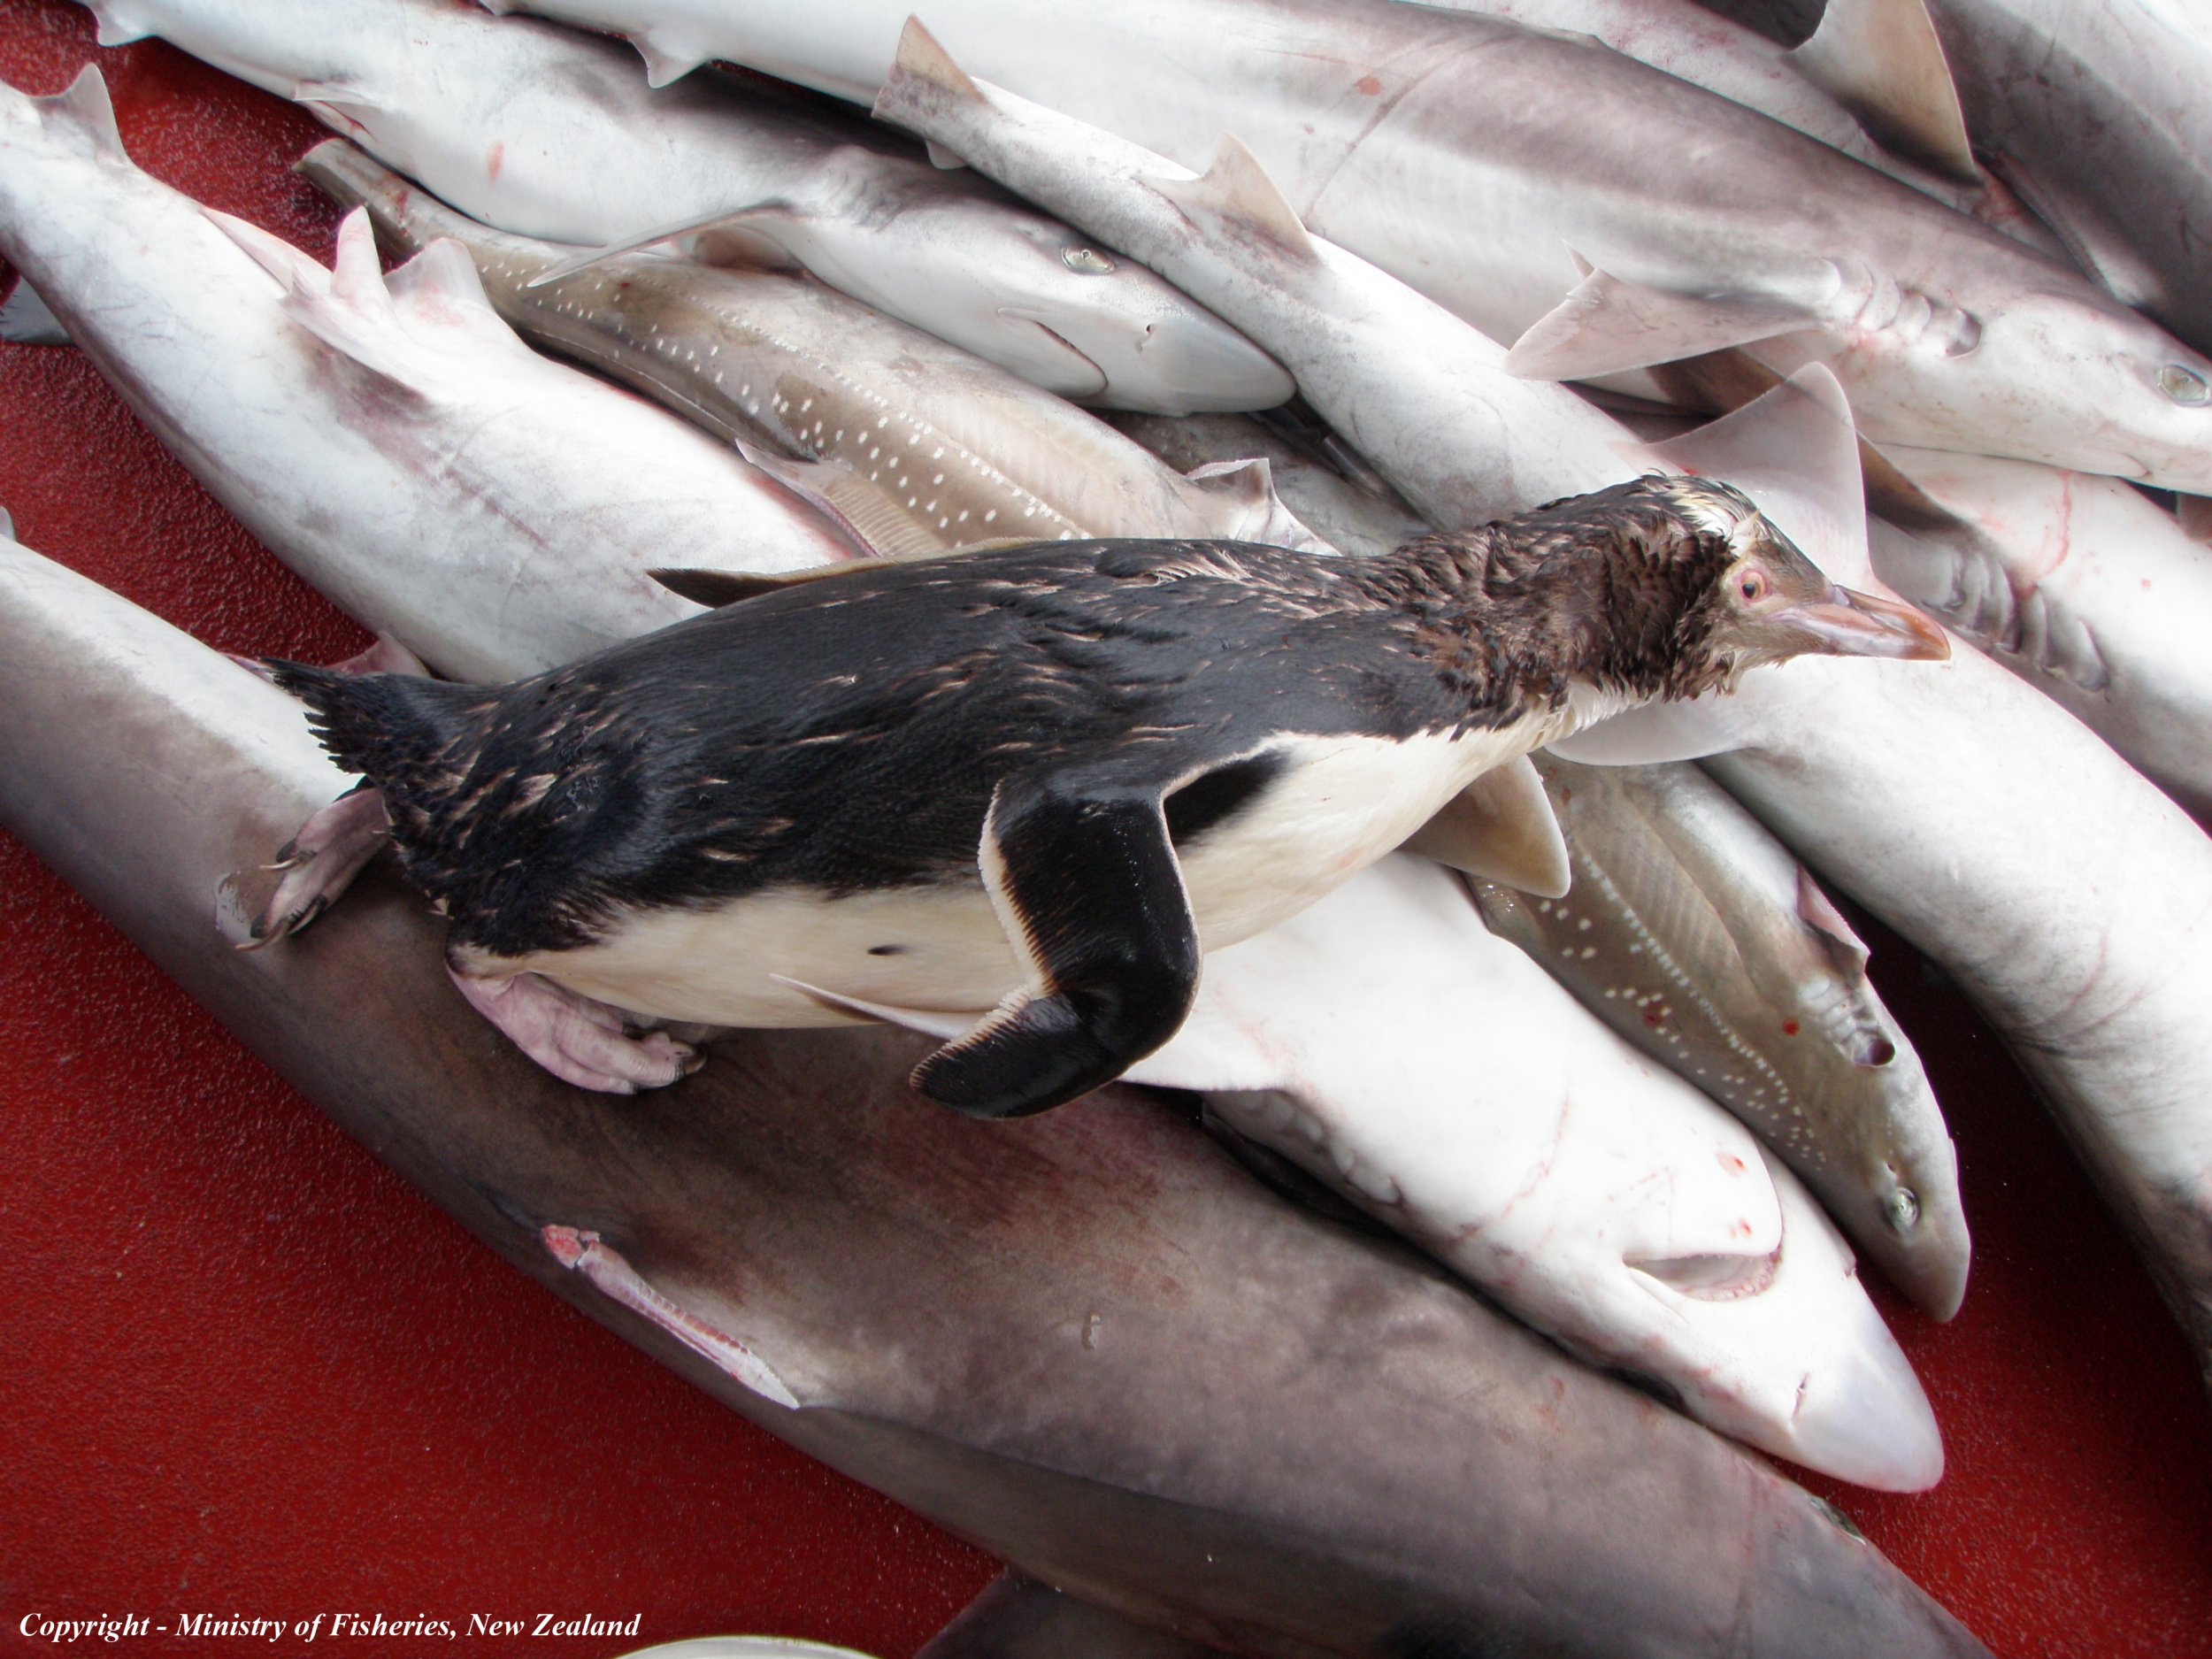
left=1737, top=570, right=1768, bottom=603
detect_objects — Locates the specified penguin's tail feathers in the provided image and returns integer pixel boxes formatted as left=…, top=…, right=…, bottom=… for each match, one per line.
left=264, top=659, right=482, bottom=794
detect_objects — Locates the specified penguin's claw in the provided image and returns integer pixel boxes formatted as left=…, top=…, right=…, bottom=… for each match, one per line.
left=446, top=967, right=699, bottom=1094
left=242, top=788, right=391, bottom=947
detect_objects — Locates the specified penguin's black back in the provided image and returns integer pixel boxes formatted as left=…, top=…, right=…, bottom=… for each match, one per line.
left=277, top=537, right=1483, bottom=956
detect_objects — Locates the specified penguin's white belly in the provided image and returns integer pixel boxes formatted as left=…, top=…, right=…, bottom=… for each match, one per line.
left=1176, top=727, right=1511, bottom=949
left=488, top=726, right=1523, bottom=1026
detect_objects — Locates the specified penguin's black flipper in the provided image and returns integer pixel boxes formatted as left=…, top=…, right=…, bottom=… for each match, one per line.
left=911, top=780, right=1200, bottom=1119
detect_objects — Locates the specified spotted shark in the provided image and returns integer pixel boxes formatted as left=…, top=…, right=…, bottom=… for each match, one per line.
left=71, top=0, right=1293, bottom=415
left=479, top=0, right=2212, bottom=490
left=295, top=139, right=1325, bottom=559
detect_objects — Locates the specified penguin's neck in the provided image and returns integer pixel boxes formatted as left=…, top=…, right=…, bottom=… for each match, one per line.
left=1363, top=529, right=1698, bottom=726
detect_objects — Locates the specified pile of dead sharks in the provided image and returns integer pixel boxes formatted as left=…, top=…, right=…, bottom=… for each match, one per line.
left=3, top=0, right=2209, bottom=1651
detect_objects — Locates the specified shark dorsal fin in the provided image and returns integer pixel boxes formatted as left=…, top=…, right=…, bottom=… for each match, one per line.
left=1790, top=0, right=1979, bottom=185
left=1647, top=363, right=1871, bottom=586
left=1153, top=134, right=1317, bottom=261
left=892, top=15, right=987, bottom=106
left=37, top=65, right=126, bottom=161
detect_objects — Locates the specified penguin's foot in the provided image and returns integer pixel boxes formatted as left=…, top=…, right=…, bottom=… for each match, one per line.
left=447, top=967, right=703, bottom=1094
left=240, top=787, right=392, bottom=949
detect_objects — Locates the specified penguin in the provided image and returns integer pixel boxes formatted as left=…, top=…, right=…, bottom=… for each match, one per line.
left=252, top=474, right=1946, bottom=1115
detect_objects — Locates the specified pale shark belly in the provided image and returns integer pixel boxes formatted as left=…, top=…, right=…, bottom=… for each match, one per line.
left=482, top=726, right=1512, bottom=1026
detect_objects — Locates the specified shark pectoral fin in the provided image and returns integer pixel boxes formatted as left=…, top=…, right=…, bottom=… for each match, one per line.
left=1545, top=697, right=1750, bottom=764
left=634, top=32, right=711, bottom=88
left=0, top=280, right=68, bottom=346
left=83, top=2, right=151, bottom=46
left=1504, top=263, right=1810, bottom=382
left=1789, top=0, right=1978, bottom=186
left=1795, top=869, right=1872, bottom=981
left=1401, top=757, right=1571, bottom=899
left=519, top=204, right=803, bottom=291
left=1180, top=457, right=1337, bottom=554
left=35, top=65, right=126, bottom=160
left=1647, top=363, right=1874, bottom=585
left=912, top=781, right=1201, bottom=1119
left=1151, top=134, right=1320, bottom=262
left=731, top=439, right=941, bottom=559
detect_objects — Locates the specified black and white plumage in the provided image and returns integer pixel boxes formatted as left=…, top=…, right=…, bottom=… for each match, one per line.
left=260, top=474, right=1945, bottom=1114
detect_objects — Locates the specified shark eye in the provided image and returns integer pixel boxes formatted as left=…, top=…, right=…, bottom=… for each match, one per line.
left=1062, top=247, right=1117, bottom=275
left=2158, top=364, right=2211, bottom=405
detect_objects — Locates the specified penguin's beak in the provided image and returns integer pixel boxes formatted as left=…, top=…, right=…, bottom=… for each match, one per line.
left=1775, top=584, right=1951, bottom=662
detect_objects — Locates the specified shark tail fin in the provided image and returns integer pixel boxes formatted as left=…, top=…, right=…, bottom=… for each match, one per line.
left=1153, top=134, right=1318, bottom=262
left=33, top=65, right=127, bottom=161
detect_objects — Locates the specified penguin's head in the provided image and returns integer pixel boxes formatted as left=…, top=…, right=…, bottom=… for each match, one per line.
left=1540, top=476, right=1950, bottom=703
left=1660, top=475, right=1947, bottom=689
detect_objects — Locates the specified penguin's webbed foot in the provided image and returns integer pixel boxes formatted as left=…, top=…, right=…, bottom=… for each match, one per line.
left=239, top=786, right=392, bottom=949
left=448, top=966, right=703, bottom=1094
left=915, top=781, right=1200, bottom=1118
